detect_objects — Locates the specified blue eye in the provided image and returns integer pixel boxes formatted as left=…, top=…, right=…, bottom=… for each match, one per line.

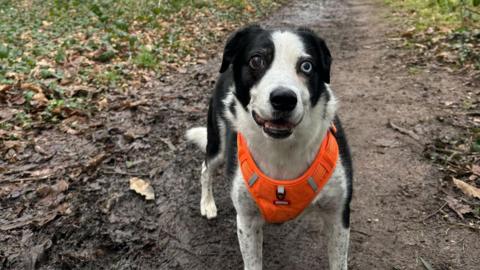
left=300, top=61, right=313, bottom=74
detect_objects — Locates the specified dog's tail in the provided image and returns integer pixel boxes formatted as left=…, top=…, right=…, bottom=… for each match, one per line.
left=186, top=127, right=207, bottom=152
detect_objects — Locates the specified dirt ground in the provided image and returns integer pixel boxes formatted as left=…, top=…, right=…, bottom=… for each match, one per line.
left=1, top=0, right=479, bottom=269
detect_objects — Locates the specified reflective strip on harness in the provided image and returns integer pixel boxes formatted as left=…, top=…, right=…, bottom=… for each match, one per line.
left=248, top=173, right=259, bottom=186
left=307, top=177, right=318, bottom=192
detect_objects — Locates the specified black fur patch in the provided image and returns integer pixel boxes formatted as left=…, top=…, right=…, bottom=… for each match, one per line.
left=296, top=28, right=332, bottom=106
left=219, top=25, right=274, bottom=109
left=333, top=115, right=353, bottom=228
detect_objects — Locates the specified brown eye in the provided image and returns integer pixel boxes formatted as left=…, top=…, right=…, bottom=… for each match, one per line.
left=249, top=55, right=265, bottom=70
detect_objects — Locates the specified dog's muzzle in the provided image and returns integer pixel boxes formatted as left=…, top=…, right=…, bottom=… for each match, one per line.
left=252, top=111, right=298, bottom=139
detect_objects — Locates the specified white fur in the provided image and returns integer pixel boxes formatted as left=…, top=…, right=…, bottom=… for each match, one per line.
left=186, top=127, right=207, bottom=152
left=248, top=31, right=309, bottom=143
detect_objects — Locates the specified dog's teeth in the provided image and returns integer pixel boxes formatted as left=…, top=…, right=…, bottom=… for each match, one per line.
left=265, top=122, right=289, bottom=130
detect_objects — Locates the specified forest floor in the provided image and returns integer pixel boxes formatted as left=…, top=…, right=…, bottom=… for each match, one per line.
left=1, top=0, right=479, bottom=269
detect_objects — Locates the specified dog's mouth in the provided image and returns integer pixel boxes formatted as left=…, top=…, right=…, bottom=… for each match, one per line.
left=252, top=111, right=297, bottom=139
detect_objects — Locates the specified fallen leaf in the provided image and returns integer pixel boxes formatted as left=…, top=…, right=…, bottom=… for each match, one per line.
left=419, top=257, right=434, bottom=270
left=0, top=203, right=68, bottom=231
left=0, top=108, right=19, bottom=121
left=453, top=178, right=480, bottom=199
left=471, top=164, right=480, bottom=176
left=30, top=168, right=53, bottom=178
left=129, top=177, right=154, bottom=200
left=401, top=27, right=416, bottom=38
left=85, top=152, right=107, bottom=170
left=124, top=126, right=151, bottom=140
left=0, top=84, right=13, bottom=92
left=445, top=195, right=472, bottom=220
left=373, top=138, right=401, bottom=148
left=25, top=239, right=52, bottom=270
left=60, top=115, right=89, bottom=135
left=31, top=92, right=48, bottom=106
left=21, top=83, right=44, bottom=93
left=97, top=97, right=108, bottom=111
left=3, top=140, right=27, bottom=152
left=52, top=180, right=69, bottom=193
left=159, top=137, right=176, bottom=151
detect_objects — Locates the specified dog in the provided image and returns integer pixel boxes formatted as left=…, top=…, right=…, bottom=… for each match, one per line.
left=186, top=25, right=353, bottom=270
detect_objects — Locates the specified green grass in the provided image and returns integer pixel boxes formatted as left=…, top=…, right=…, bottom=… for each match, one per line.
left=0, top=0, right=278, bottom=79
left=385, top=0, right=480, bottom=30
left=0, top=0, right=282, bottom=133
left=385, top=0, right=479, bottom=70
left=0, top=0, right=280, bottom=86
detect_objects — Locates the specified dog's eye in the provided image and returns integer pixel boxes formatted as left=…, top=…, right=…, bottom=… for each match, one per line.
left=300, top=61, right=313, bottom=74
left=249, top=55, right=265, bottom=70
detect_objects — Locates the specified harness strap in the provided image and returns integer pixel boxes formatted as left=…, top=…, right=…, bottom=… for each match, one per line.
left=237, top=126, right=339, bottom=223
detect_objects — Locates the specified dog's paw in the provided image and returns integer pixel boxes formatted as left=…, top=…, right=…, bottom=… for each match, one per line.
left=200, top=199, right=217, bottom=219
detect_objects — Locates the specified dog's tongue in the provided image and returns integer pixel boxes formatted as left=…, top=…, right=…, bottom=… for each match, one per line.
left=264, top=121, right=292, bottom=130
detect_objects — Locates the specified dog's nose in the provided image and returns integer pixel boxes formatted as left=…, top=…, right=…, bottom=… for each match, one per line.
left=270, top=88, right=297, bottom=112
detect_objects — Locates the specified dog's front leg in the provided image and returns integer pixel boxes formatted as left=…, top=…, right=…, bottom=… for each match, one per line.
left=236, top=214, right=264, bottom=270
left=324, top=211, right=350, bottom=270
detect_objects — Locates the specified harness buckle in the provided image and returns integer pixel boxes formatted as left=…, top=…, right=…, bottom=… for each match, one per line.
left=274, top=185, right=289, bottom=205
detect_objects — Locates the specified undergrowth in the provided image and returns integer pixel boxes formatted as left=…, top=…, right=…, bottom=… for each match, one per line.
left=0, top=0, right=282, bottom=134
left=385, top=0, right=480, bottom=70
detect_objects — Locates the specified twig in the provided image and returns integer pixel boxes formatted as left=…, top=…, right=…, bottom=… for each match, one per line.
left=7, top=175, right=53, bottom=182
left=421, top=202, right=447, bottom=222
left=388, top=120, right=420, bottom=141
left=430, top=147, right=462, bottom=156
left=351, top=229, right=372, bottom=237
left=445, top=201, right=465, bottom=220
left=101, top=169, right=150, bottom=177
left=465, top=111, right=480, bottom=116
left=465, top=7, right=480, bottom=15
left=450, top=222, right=480, bottom=231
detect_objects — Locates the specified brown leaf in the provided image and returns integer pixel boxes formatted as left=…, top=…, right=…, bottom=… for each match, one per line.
left=0, top=203, right=68, bottom=231
left=453, top=178, right=480, bottom=199
left=0, top=84, right=13, bottom=92
left=64, top=85, right=98, bottom=97
left=124, top=126, right=151, bottom=140
left=97, top=97, right=108, bottom=111
left=471, top=164, right=480, bottom=176
left=445, top=196, right=472, bottom=220
left=52, top=180, right=69, bottom=193
left=401, top=27, right=416, bottom=38
left=129, top=177, right=155, bottom=200
left=30, top=168, right=53, bottom=178
left=31, top=92, right=48, bottom=107
left=85, top=152, right=107, bottom=170
left=21, top=83, right=44, bottom=93
left=0, top=108, right=20, bottom=121
left=60, top=115, right=89, bottom=135
left=3, top=140, right=27, bottom=152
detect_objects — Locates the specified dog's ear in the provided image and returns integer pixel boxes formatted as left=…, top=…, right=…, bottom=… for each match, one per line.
left=219, top=24, right=262, bottom=73
left=297, top=28, right=332, bottom=84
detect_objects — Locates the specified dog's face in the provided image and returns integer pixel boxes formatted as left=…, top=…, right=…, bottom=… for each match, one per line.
left=221, top=25, right=332, bottom=140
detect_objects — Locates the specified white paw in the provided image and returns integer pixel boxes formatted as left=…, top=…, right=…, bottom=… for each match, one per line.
left=200, top=198, right=217, bottom=219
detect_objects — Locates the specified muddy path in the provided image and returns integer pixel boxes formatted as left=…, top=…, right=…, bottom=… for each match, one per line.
left=1, top=0, right=479, bottom=269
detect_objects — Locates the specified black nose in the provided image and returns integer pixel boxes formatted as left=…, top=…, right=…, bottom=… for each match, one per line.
left=270, top=88, right=297, bottom=112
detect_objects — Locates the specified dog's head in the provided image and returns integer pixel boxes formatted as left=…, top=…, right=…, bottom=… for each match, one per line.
left=221, top=25, right=333, bottom=140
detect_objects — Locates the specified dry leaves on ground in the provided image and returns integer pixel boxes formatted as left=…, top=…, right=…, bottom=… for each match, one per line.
left=129, top=177, right=155, bottom=201
left=453, top=178, right=480, bottom=199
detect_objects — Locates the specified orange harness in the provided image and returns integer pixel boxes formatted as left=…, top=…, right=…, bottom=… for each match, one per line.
left=237, top=128, right=339, bottom=224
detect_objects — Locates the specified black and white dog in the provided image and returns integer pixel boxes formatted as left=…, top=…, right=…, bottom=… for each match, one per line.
left=186, top=25, right=353, bottom=270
